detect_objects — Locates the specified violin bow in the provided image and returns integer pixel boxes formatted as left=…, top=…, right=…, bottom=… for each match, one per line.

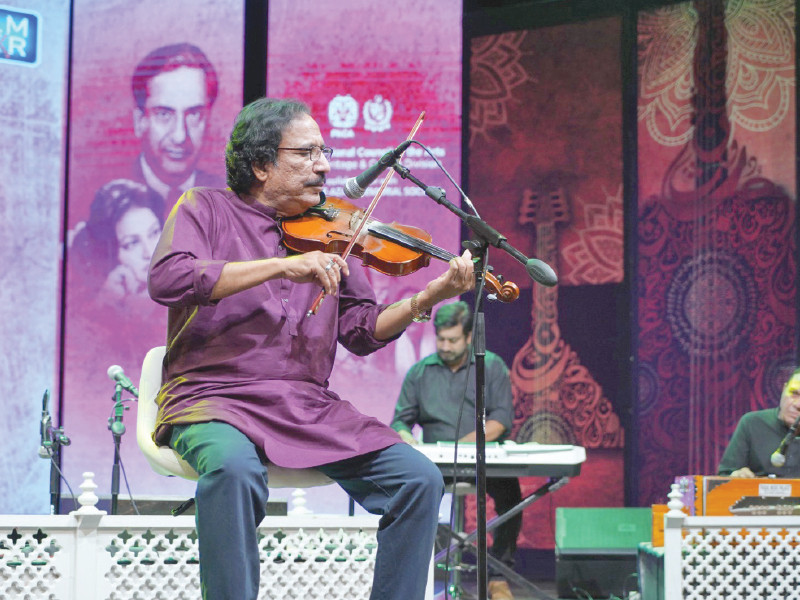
left=307, top=111, right=426, bottom=316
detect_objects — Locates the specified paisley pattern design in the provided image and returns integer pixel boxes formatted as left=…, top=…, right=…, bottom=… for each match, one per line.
left=510, top=210, right=623, bottom=451
left=639, top=0, right=795, bottom=146
left=560, top=187, right=624, bottom=285
left=514, top=343, right=624, bottom=449
left=636, top=183, right=795, bottom=500
left=665, top=250, right=759, bottom=357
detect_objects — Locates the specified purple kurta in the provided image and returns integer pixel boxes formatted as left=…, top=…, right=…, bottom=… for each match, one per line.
left=148, top=187, right=402, bottom=468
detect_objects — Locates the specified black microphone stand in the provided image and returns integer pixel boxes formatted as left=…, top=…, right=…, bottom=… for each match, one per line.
left=108, top=382, right=129, bottom=515
left=46, top=432, right=69, bottom=515
left=471, top=255, right=490, bottom=600
left=393, top=161, right=555, bottom=600
left=39, top=391, right=71, bottom=514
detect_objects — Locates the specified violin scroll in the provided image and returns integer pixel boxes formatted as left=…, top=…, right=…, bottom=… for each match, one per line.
left=483, top=272, right=519, bottom=303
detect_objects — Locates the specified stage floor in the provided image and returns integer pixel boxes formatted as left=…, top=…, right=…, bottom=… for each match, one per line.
left=434, top=576, right=591, bottom=600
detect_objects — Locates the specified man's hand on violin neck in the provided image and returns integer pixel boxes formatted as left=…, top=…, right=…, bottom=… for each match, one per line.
left=419, top=249, right=475, bottom=308
left=282, top=251, right=349, bottom=296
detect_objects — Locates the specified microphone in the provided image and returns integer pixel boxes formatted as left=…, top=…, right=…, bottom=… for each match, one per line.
left=525, top=258, right=558, bottom=288
left=770, top=412, right=800, bottom=467
left=39, top=390, right=52, bottom=458
left=343, top=140, right=412, bottom=199
left=107, top=365, right=139, bottom=398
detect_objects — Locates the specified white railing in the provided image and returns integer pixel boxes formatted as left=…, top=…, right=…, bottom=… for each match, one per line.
left=663, top=484, right=800, bottom=600
left=0, top=473, right=434, bottom=600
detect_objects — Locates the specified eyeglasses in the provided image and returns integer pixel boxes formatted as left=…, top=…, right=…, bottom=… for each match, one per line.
left=276, top=145, right=333, bottom=162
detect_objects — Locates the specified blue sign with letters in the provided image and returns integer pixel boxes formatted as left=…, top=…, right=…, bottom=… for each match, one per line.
left=0, top=5, right=41, bottom=66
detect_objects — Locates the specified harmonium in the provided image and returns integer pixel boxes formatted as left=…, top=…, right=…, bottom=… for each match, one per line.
left=674, top=475, right=800, bottom=516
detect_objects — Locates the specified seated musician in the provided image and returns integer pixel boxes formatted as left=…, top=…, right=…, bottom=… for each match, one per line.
left=718, top=367, right=800, bottom=478
left=147, top=98, right=476, bottom=600
left=390, top=300, right=521, bottom=600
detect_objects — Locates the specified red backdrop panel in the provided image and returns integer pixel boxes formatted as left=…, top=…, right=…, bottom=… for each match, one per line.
left=634, top=0, right=797, bottom=505
left=468, top=18, right=626, bottom=549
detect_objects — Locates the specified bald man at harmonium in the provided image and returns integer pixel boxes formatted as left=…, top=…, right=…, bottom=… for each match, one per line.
left=718, top=367, right=800, bottom=479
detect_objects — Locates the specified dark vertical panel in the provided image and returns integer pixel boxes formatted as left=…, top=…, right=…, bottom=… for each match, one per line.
left=465, top=8, right=627, bottom=550
left=620, top=0, right=640, bottom=507
left=244, top=0, right=267, bottom=104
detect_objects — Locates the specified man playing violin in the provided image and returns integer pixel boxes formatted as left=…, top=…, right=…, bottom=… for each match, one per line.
left=147, top=97, right=475, bottom=600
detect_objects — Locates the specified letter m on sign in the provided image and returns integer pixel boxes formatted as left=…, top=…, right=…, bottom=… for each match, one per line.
left=0, top=5, right=40, bottom=67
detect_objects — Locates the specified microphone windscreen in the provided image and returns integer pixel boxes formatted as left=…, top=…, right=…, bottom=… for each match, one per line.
left=526, top=258, right=558, bottom=287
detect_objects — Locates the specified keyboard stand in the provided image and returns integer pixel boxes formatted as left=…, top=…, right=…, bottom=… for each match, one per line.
left=436, top=475, right=572, bottom=600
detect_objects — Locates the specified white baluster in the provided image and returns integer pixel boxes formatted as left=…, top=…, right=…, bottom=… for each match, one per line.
left=72, top=472, right=105, bottom=515
left=288, top=488, right=312, bottom=515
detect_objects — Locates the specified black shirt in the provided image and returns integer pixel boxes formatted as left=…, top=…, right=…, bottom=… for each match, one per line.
left=391, top=351, right=512, bottom=443
left=717, top=408, right=800, bottom=477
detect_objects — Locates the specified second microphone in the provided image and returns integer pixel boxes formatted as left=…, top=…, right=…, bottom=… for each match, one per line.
left=343, top=140, right=412, bottom=200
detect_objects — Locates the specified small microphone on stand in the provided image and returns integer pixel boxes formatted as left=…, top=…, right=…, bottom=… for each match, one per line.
left=343, top=140, right=412, bottom=199
left=38, top=390, right=71, bottom=459
left=107, top=365, right=139, bottom=398
left=770, top=412, right=800, bottom=467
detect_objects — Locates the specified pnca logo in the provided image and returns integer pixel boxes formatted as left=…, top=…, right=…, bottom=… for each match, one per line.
left=0, top=5, right=41, bottom=67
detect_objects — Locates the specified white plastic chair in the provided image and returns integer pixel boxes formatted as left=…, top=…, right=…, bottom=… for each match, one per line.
left=136, top=346, right=333, bottom=488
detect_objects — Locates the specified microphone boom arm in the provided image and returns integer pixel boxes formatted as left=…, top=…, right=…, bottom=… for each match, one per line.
left=392, top=163, right=558, bottom=287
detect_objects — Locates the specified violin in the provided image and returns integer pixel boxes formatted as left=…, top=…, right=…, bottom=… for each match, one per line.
left=280, top=195, right=519, bottom=302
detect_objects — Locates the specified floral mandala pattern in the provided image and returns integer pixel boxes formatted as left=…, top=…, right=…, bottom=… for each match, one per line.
left=560, top=186, right=625, bottom=285
left=638, top=0, right=795, bottom=146
left=665, top=250, right=758, bottom=358
left=469, top=31, right=531, bottom=142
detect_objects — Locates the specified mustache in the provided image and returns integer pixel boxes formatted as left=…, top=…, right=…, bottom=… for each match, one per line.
left=306, top=176, right=326, bottom=187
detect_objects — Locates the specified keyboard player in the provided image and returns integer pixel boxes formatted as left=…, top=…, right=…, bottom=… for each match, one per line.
left=390, top=301, right=521, bottom=600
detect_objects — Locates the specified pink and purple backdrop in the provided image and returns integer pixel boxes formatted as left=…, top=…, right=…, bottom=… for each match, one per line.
left=267, top=0, right=464, bottom=424
left=58, top=0, right=463, bottom=512
left=0, top=0, right=70, bottom=515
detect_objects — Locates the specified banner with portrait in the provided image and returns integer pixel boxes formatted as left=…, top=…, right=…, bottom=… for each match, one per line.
left=62, top=0, right=244, bottom=501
